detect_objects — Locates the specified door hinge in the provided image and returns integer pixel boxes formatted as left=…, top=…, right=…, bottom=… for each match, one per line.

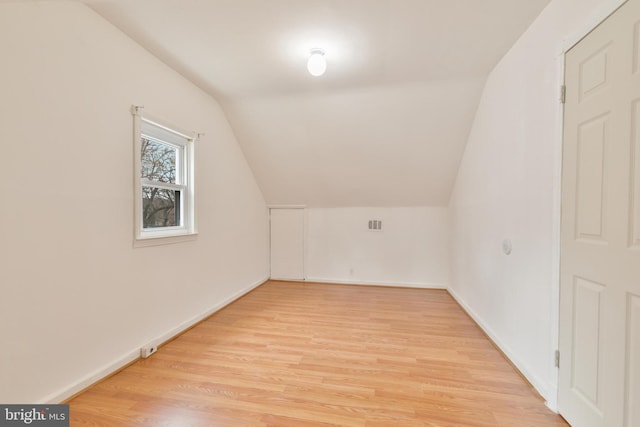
left=555, top=350, right=560, bottom=368
left=559, top=85, right=566, bottom=104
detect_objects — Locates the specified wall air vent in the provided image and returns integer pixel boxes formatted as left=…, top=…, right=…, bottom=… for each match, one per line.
left=368, top=220, right=383, bottom=232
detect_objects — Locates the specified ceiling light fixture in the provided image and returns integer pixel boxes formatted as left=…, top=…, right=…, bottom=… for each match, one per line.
left=307, top=48, right=327, bottom=77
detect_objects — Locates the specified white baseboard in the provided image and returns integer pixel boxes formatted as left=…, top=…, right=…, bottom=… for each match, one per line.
left=304, top=276, right=446, bottom=289
left=43, top=275, right=269, bottom=404
left=45, top=278, right=556, bottom=409
left=41, top=349, right=140, bottom=405
left=446, top=286, right=553, bottom=405
left=150, top=276, right=269, bottom=349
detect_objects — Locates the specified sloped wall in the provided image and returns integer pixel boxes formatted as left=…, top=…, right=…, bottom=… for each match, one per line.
left=0, top=1, right=268, bottom=403
left=449, top=0, right=626, bottom=407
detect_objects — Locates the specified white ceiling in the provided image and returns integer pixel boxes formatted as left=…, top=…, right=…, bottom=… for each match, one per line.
left=84, top=0, right=552, bottom=207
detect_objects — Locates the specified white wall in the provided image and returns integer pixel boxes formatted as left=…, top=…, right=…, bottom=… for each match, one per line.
left=0, top=2, right=269, bottom=403
left=225, top=80, right=484, bottom=207
left=306, top=207, right=449, bottom=288
left=449, top=0, right=626, bottom=408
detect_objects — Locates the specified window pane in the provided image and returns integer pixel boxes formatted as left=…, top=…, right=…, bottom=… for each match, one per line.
left=142, top=187, right=181, bottom=228
left=141, top=138, right=176, bottom=184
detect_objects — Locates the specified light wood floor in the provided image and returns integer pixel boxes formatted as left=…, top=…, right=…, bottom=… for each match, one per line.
left=68, top=281, right=569, bottom=426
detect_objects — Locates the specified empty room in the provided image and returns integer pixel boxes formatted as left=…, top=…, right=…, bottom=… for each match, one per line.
left=0, top=0, right=638, bottom=426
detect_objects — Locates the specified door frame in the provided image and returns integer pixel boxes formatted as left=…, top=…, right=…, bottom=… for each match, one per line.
left=551, top=0, right=628, bottom=413
left=268, top=205, right=307, bottom=281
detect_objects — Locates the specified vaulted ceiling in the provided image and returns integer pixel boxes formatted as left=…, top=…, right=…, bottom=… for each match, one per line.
left=84, top=0, right=552, bottom=207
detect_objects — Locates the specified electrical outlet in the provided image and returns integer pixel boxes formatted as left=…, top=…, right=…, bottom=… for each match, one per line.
left=140, top=344, right=157, bottom=359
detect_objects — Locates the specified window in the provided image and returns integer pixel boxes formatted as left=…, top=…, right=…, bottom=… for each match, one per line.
left=133, top=106, right=196, bottom=244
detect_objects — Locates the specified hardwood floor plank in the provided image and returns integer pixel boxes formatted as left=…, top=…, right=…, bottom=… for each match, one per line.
left=68, top=281, right=568, bottom=426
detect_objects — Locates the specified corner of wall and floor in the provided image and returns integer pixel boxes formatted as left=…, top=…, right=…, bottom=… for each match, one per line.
left=0, top=1, right=270, bottom=404
left=446, top=0, right=629, bottom=412
left=0, top=0, right=629, bottom=409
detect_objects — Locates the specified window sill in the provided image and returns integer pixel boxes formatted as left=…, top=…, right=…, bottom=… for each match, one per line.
left=134, top=232, right=198, bottom=248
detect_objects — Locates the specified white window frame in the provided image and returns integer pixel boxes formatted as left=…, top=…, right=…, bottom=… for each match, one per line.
left=132, top=106, right=197, bottom=246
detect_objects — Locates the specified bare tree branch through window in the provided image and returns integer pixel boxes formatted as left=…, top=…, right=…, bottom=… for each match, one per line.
left=141, top=138, right=179, bottom=228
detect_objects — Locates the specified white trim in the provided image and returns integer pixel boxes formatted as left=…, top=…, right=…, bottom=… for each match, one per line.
left=547, top=47, right=566, bottom=414
left=267, top=204, right=307, bottom=209
left=141, top=130, right=188, bottom=150
left=302, top=208, right=307, bottom=280
left=138, top=110, right=194, bottom=141
left=268, top=207, right=272, bottom=279
left=447, top=287, right=553, bottom=404
left=43, top=351, right=141, bottom=405
left=304, top=277, right=447, bottom=289
left=133, top=106, right=143, bottom=244
left=41, top=276, right=269, bottom=404
left=561, top=0, right=628, bottom=52
left=142, top=120, right=192, bottom=142
left=140, top=179, right=185, bottom=192
left=546, top=400, right=560, bottom=414
left=303, top=208, right=309, bottom=281
left=133, top=232, right=198, bottom=248
left=132, top=106, right=198, bottom=243
left=139, top=276, right=268, bottom=357
left=551, top=0, right=628, bottom=413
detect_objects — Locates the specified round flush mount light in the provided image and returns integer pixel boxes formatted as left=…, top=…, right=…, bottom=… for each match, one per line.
left=307, top=48, right=327, bottom=77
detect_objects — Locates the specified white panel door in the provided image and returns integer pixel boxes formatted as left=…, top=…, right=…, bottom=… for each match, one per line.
left=560, top=1, right=640, bottom=426
left=270, top=208, right=305, bottom=280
